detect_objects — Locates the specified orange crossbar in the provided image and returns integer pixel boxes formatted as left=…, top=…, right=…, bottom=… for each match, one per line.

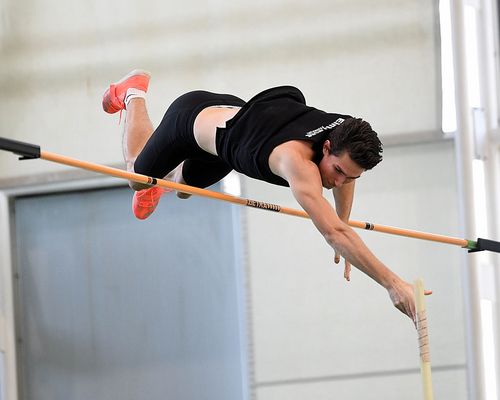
left=40, top=150, right=470, bottom=249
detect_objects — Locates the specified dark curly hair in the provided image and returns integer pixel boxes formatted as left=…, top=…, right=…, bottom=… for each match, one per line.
left=326, top=118, right=383, bottom=170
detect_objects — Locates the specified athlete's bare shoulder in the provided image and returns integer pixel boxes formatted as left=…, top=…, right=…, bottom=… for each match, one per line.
left=268, top=140, right=315, bottom=179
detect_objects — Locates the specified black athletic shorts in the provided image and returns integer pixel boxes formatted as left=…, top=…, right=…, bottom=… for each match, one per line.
left=134, top=90, right=245, bottom=188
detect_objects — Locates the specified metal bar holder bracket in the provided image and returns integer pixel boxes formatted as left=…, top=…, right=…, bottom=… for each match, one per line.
left=0, top=137, right=41, bottom=160
left=468, top=238, right=500, bottom=254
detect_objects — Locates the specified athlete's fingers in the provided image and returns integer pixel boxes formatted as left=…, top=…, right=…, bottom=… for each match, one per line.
left=334, top=250, right=340, bottom=264
left=344, top=261, right=351, bottom=281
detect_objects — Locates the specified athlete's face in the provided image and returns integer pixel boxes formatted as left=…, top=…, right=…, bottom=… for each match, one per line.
left=318, top=141, right=364, bottom=189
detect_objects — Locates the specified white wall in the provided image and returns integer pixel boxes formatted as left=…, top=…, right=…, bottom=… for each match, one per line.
left=0, top=0, right=440, bottom=178
left=245, top=140, right=465, bottom=399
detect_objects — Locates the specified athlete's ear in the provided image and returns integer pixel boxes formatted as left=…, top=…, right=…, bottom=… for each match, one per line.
left=323, top=140, right=331, bottom=155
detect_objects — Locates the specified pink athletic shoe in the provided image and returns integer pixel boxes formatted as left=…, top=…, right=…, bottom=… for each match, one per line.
left=132, top=186, right=171, bottom=220
left=102, top=69, right=151, bottom=114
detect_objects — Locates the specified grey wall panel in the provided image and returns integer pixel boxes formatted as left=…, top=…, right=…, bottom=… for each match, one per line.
left=13, top=186, right=247, bottom=400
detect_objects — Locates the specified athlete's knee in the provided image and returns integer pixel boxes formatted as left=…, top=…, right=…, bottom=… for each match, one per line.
left=176, top=192, right=192, bottom=199
left=129, top=180, right=151, bottom=191
left=128, top=162, right=152, bottom=191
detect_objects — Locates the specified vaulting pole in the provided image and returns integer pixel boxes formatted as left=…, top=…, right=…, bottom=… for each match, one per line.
left=1, top=136, right=499, bottom=253
left=414, top=278, right=434, bottom=400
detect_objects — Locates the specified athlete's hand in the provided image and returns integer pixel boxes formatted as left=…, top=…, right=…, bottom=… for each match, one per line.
left=334, top=250, right=351, bottom=281
left=387, top=279, right=432, bottom=326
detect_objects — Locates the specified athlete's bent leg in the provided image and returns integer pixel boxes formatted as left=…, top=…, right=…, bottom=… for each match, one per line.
left=101, top=69, right=153, bottom=191
left=125, top=98, right=157, bottom=191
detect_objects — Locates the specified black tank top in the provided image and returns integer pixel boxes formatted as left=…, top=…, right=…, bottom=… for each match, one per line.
left=215, top=86, right=351, bottom=187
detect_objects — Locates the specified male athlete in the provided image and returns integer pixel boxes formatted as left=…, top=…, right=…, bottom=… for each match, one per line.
left=102, top=70, right=431, bottom=324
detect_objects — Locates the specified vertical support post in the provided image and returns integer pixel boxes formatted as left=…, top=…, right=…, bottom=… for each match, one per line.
left=0, top=193, right=19, bottom=400
left=449, top=0, right=485, bottom=398
left=477, top=0, right=500, bottom=394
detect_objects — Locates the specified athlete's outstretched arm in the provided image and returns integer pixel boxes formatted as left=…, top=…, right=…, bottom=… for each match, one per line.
left=275, top=152, right=429, bottom=324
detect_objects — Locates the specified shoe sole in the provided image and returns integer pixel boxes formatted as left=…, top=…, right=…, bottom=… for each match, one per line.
left=112, top=69, right=151, bottom=86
